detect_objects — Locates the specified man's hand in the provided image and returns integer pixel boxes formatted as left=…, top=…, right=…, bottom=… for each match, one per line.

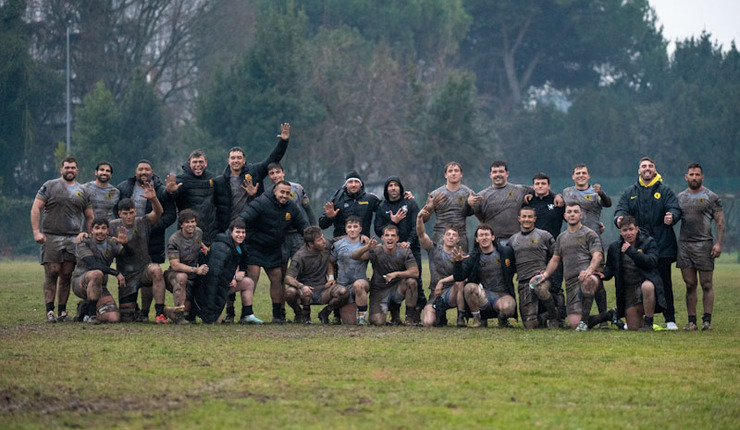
left=34, top=231, right=46, bottom=244
left=467, top=191, right=481, bottom=208
left=434, top=281, right=445, bottom=297
left=278, top=123, right=290, bottom=140
left=165, top=173, right=182, bottom=194
left=616, top=216, right=624, bottom=227
left=593, top=184, right=603, bottom=194
left=366, top=237, right=379, bottom=248
left=76, top=232, right=89, bottom=243
left=578, top=269, right=594, bottom=282
left=117, top=273, right=126, bottom=289
left=451, top=246, right=468, bottom=262
left=554, top=194, right=565, bottom=207
left=621, top=242, right=631, bottom=253
left=229, top=279, right=237, bottom=288
left=398, top=241, right=410, bottom=249
left=599, top=222, right=605, bottom=234
left=384, top=272, right=399, bottom=283
left=523, top=194, right=533, bottom=204
left=142, top=180, right=157, bottom=200
left=711, top=243, right=722, bottom=258
left=300, top=285, right=313, bottom=299
left=325, top=279, right=336, bottom=288
left=664, top=212, right=674, bottom=225
left=403, top=190, right=415, bottom=200
left=419, top=208, right=431, bottom=221
left=113, top=226, right=128, bottom=244
left=390, top=208, right=407, bottom=224
left=196, top=264, right=209, bottom=276
left=324, top=202, right=339, bottom=219
left=360, top=234, right=371, bottom=245
left=241, top=176, right=258, bottom=197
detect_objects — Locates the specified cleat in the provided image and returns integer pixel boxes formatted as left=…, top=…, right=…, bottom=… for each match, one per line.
left=86, top=315, right=101, bottom=325
left=639, top=323, right=654, bottom=331
left=73, top=302, right=86, bottom=322
left=684, top=322, right=698, bottom=331
left=702, top=321, right=711, bottom=331
left=456, top=313, right=467, bottom=327
left=154, top=314, right=169, bottom=324
left=135, top=312, right=149, bottom=323
left=575, top=321, right=588, bottom=331
left=271, top=317, right=286, bottom=324
left=57, top=311, right=69, bottom=322
left=222, top=314, right=235, bottom=324
left=303, top=318, right=313, bottom=325
left=239, top=314, right=264, bottom=325
left=472, top=314, right=483, bottom=328
left=46, top=310, right=56, bottom=323
left=665, top=322, right=679, bottom=331
left=548, top=319, right=560, bottom=330
left=357, top=315, right=368, bottom=326
left=599, top=322, right=610, bottom=330
left=318, top=307, right=331, bottom=325
left=498, top=318, right=512, bottom=329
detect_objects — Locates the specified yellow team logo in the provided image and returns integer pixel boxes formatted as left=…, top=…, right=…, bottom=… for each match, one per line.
left=654, top=192, right=661, bottom=199
left=245, top=174, right=252, bottom=182
left=209, top=179, right=213, bottom=187
left=505, top=258, right=511, bottom=267
left=630, top=196, right=636, bottom=200
left=508, top=191, right=513, bottom=197
left=285, top=212, right=291, bottom=221
left=637, top=248, right=643, bottom=253
left=106, top=190, right=116, bottom=200
left=359, top=201, right=369, bottom=205
left=289, top=191, right=296, bottom=199
left=584, top=194, right=592, bottom=201
left=75, top=191, right=84, bottom=197
left=530, top=238, right=538, bottom=245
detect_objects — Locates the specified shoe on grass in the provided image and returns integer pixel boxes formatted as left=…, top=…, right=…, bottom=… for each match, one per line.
left=154, top=314, right=169, bottom=324
left=575, top=321, right=588, bottom=331
left=46, top=310, right=56, bottom=323
left=702, top=321, right=712, bottom=331
left=239, top=314, right=264, bottom=325
left=684, top=322, right=698, bottom=331
left=665, top=322, right=679, bottom=330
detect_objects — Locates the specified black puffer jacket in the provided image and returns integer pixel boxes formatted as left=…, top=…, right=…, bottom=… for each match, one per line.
left=614, top=178, right=682, bottom=260
left=213, top=138, right=289, bottom=232
left=193, top=232, right=246, bottom=324
left=319, top=185, right=380, bottom=238
left=601, top=229, right=667, bottom=318
left=240, top=189, right=309, bottom=251
left=374, top=176, right=419, bottom=247
left=115, top=174, right=176, bottom=263
left=174, top=164, right=217, bottom=245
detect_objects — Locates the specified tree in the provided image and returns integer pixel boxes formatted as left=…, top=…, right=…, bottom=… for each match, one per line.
left=72, top=81, right=120, bottom=176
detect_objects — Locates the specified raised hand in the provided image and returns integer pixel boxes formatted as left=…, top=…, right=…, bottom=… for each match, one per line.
left=593, top=184, right=602, bottom=194
left=142, top=180, right=157, bottom=200
left=165, top=173, right=182, bottom=194
left=324, top=201, right=339, bottom=218
left=241, top=176, right=258, bottom=196
left=278, top=123, right=290, bottom=140
left=467, top=191, right=482, bottom=208
left=114, top=226, right=128, bottom=244
left=451, top=246, right=469, bottom=262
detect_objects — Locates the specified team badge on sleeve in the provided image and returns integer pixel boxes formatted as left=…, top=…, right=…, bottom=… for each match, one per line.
left=285, top=212, right=291, bottom=221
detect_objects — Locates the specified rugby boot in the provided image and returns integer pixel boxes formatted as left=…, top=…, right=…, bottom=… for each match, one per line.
left=318, top=307, right=332, bottom=325
left=389, top=307, right=402, bottom=326
left=702, top=321, right=712, bottom=331
left=154, top=314, right=169, bottom=324
left=239, top=314, right=264, bottom=324
left=73, top=301, right=86, bottom=322
left=456, top=313, right=467, bottom=327
left=684, top=321, right=698, bottom=331
left=57, top=311, right=69, bottom=322
left=472, top=313, right=483, bottom=328
left=575, top=321, right=588, bottom=331
left=46, top=310, right=56, bottom=323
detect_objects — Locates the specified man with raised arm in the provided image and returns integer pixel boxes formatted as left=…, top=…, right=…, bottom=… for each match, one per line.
left=419, top=162, right=475, bottom=252
left=31, top=157, right=94, bottom=323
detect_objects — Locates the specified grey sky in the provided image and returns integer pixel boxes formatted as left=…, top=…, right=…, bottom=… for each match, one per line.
left=650, top=0, right=739, bottom=52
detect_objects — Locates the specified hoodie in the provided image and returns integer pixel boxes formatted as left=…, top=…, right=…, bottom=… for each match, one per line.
left=374, top=176, right=419, bottom=248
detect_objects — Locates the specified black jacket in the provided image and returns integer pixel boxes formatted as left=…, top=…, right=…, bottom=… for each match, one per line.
left=319, top=184, right=380, bottom=238
left=453, top=241, right=516, bottom=298
left=240, top=189, right=310, bottom=251
left=374, top=176, right=419, bottom=248
left=115, top=174, right=176, bottom=263
left=213, top=138, right=289, bottom=232
left=193, top=232, right=246, bottom=324
left=601, top=229, right=667, bottom=318
left=173, top=164, right=217, bottom=245
left=614, top=178, right=681, bottom=260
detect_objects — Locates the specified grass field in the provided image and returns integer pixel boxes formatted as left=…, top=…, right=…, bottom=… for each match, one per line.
left=2, top=258, right=740, bottom=429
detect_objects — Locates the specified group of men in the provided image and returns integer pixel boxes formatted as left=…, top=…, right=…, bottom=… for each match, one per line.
left=31, top=130, right=724, bottom=331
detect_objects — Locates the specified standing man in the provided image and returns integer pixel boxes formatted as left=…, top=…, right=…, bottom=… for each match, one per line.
left=109, top=191, right=167, bottom=324
left=677, top=163, right=724, bottom=331
left=284, top=226, right=349, bottom=324
left=508, top=207, right=559, bottom=329
left=453, top=224, right=516, bottom=328
left=329, top=216, right=371, bottom=325
left=537, top=204, right=615, bottom=331
left=214, top=123, right=291, bottom=233
left=419, top=162, right=476, bottom=252
left=166, top=150, right=218, bottom=245
left=524, top=172, right=565, bottom=326
left=85, top=162, right=119, bottom=220
left=615, top=157, right=682, bottom=330
left=562, top=164, right=612, bottom=328
left=319, top=170, right=380, bottom=238
left=31, top=157, right=93, bottom=322
left=116, top=159, right=177, bottom=264
left=350, top=225, right=419, bottom=326
left=240, top=180, right=309, bottom=323
left=600, top=216, right=666, bottom=331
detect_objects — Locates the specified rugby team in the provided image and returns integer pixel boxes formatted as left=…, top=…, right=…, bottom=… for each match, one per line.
left=30, top=124, right=724, bottom=331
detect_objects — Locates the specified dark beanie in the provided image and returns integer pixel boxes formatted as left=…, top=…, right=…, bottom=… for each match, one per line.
left=136, top=159, right=153, bottom=168
left=344, top=170, right=363, bottom=185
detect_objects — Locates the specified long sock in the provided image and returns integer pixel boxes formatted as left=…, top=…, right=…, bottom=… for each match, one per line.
left=46, top=302, right=55, bottom=312
left=226, top=306, right=235, bottom=317
left=155, top=303, right=165, bottom=316
left=703, top=313, right=712, bottom=323
left=587, top=310, right=612, bottom=328
left=595, top=284, right=607, bottom=313
left=644, top=315, right=654, bottom=327
left=58, top=304, right=67, bottom=315
left=688, top=315, right=697, bottom=324
left=542, top=297, right=558, bottom=320
left=357, top=305, right=368, bottom=313
left=581, top=294, right=595, bottom=322
left=86, top=300, right=97, bottom=317
left=243, top=305, right=253, bottom=317
left=272, top=303, right=281, bottom=319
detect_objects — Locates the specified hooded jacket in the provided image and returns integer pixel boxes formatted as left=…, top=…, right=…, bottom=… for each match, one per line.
left=240, top=188, right=309, bottom=251
left=601, top=228, right=667, bottom=318
left=116, top=174, right=176, bottom=263
left=319, top=171, right=380, bottom=237
left=374, top=176, right=419, bottom=248
left=213, top=138, right=289, bottom=232
left=193, top=231, right=246, bottom=324
left=174, top=164, right=217, bottom=245
left=614, top=173, right=682, bottom=260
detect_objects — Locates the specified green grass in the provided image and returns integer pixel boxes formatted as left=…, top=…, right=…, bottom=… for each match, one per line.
left=2, top=258, right=740, bottom=429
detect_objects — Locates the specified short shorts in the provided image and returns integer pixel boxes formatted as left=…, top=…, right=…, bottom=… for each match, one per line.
left=676, top=240, right=714, bottom=271
left=40, top=234, right=77, bottom=264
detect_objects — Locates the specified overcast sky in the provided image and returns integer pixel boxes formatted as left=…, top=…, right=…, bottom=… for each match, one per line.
left=650, top=0, right=739, bottom=52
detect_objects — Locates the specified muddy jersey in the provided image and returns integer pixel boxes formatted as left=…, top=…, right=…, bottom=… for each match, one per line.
left=553, top=226, right=602, bottom=281
left=508, top=228, right=554, bottom=281
left=84, top=181, right=120, bottom=220
left=429, top=184, right=473, bottom=240
left=167, top=227, right=204, bottom=271
left=109, top=217, right=152, bottom=276
left=427, top=242, right=455, bottom=290
left=368, top=246, right=416, bottom=286
left=286, top=245, right=330, bottom=287
left=229, top=173, right=251, bottom=222
left=71, top=236, right=124, bottom=281
left=286, top=182, right=311, bottom=234
left=477, top=249, right=506, bottom=294
left=476, top=183, right=532, bottom=240
left=36, top=178, right=91, bottom=236
left=130, top=184, right=148, bottom=217
left=562, top=186, right=606, bottom=236
left=330, top=238, right=368, bottom=285
left=677, top=187, right=722, bottom=242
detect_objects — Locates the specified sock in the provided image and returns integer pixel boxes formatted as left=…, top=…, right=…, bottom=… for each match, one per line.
left=595, top=284, right=607, bottom=313
left=272, top=303, right=281, bottom=319
left=58, top=304, right=67, bottom=315
left=644, top=315, right=654, bottom=327
left=703, top=313, right=712, bottom=323
left=587, top=310, right=611, bottom=328
left=46, top=302, right=55, bottom=312
left=542, top=297, right=558, bottom=320
left=357, top=305, right=368, bottom=313
left=581, top=294, right=595, bottom=323
left=688, top=315, right=697, bottom=324
left=228, top=293, right=236, bottom=302
left=226, top=306, right=235, bottom=317
left=86, top=300, right=97, bottom=317
left=405, top=305, right=415, bottom=320
left=244, top=305, right=253, bottom=316
left=472, top=311, right=481, bottom=316
left=155, top=304, right=165, bottom=316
